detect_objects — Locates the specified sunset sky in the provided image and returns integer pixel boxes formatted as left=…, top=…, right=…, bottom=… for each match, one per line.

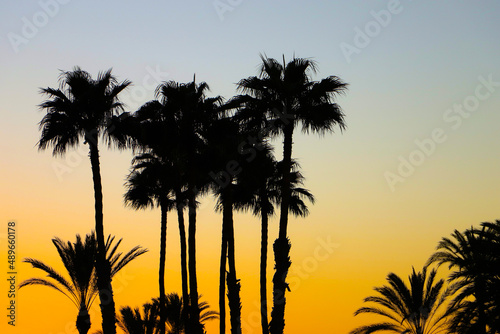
left=1, top=1, right=500, bottom=333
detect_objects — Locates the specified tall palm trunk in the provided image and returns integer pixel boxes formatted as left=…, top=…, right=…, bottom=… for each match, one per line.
left=88, top=136, right=116, bottom=334
left=158, top=200, right=168, bottom=334
left=278, top=125, right=293, bottom=240
left=76, top=305, right=91, bottom=334
left=270, top=125, right=293, bottom=334
left=219, top=213, right=227, bottom=334
left=175, top=190, right=189, bottom=329
left=260, top=187, right=270, bottom=334
left=188, top=186, right=202, bottom=334
left=475, top=279, right=489, bottom=334
left=224, top=188, right=242, bottom=334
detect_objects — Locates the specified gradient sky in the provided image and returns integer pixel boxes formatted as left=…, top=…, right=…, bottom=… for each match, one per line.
left=1, top=1, right=500, bottom=333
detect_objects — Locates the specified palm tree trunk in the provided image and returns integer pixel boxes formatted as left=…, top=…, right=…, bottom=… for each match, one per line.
left=175, top=192, right=189, bottom=330
left=188, top=187, right=202, bottom=334
left=260, top=192, right=270, bottom=334
left=76, top=306, right=91, bottom=334
left=278, top=125, right=293, bottom=240
left=270, top=125, right=294, bottom=334
left=225, top=189, right=242, bottom=334
left=88, top=138, right=116, bottom=334
left=475, top=279, right=489, bottom=334
left=159, top=201, right=168, bottom=334
left=219, top=213, right=227, bottom=334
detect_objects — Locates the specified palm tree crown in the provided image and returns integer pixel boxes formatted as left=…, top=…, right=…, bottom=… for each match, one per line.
left=38, top=67, right=131, bottom=334
left=38, top=67, right=131, bottom=154
left=350, top=266, right=450, bottom=334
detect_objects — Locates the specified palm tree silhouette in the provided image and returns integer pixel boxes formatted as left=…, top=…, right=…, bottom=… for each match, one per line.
left=38, top=67, right=131, bottom=334
left=118, top=293, right=218, bottom=334
left=479, top=220, right=500, bottom=333
left=20, top=232, right=147, bottom=334
left=124, top=152, right=176, bottom=334
left=152, top=293, right=219, bottom=334
left=153, top=79, right=222, bottom=333
left=235, top=151, right=314, bottom=334
left=118, top=93, right=191, bottom=330
left=169, top=79, right=222, bottom=334
left=428, top=221, right=500, bottom=333
left=118, top=303, right=159, bottom=334
left=350, top=266, right=450, bottom=334
left=129, top=79, right=221, bottom=333
left=207, top=115, right=248, bottom=334
left=232, top=55, right=347, bottom=334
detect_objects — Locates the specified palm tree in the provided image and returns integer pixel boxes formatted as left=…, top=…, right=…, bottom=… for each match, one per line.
left=232, top=55, right=347, bottom=334
left=208, top=116, right=247, bottom=334
left=121, top=97, right=191, bottom=329
left=161, top=79, right=222, bottom=334
left=118, top=303, right=159, bottom=334
left=136, top=79, right=222, bottom=333
left=124, top=152, right=176, bottom=334
left=118, top=294, right=218, bottom=334
left=152, top=293, right=219, bottom=334
left=38, top=67, right=131, bottom=334
left=350, top=266, right=450, bottom=334
left=235, top=152, right=315, bottom=334
left=428, top=222, right=500, bottom=333
left=479, top=220, right=500, bottom=333
left=20, top=232, right=147, bottom=334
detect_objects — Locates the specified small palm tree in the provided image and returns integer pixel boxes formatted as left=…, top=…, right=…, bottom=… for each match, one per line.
left=38, top=67, right=131, bottom=334
left=152, top=293, right=219, bottom=334
left=20, top=232, right=147, bottom=334
left=232, top=55, right=347, bottom=334
left=118, top=303, right=159, bottom=334
left=350, top=266, right=450, bottom=334
left=118, top=294, right=218, bottom=334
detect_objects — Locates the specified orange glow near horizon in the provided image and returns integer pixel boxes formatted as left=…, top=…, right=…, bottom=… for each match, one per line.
left=2, top=132, right=499, bottom=334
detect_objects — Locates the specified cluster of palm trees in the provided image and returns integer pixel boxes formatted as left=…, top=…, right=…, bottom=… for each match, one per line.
left=32, top=55, right=348, bottom=334
left=350, top=220, right=500, bottom=334
left=117, top=293, right=218, bottom=334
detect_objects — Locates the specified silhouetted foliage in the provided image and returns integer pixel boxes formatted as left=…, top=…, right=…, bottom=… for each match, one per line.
left=350, top=266, right=450, bottom=334
left=117, top=293, right=218, bottom=334
left=428, top=220, right=500, bottom=334
left=125, top=151, right=177, bottom=334
left=231, top=54, right=347, bottom=334
left=20, top=232, right=147, bottom=334
left=38, top=67, right=131, bottom=334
